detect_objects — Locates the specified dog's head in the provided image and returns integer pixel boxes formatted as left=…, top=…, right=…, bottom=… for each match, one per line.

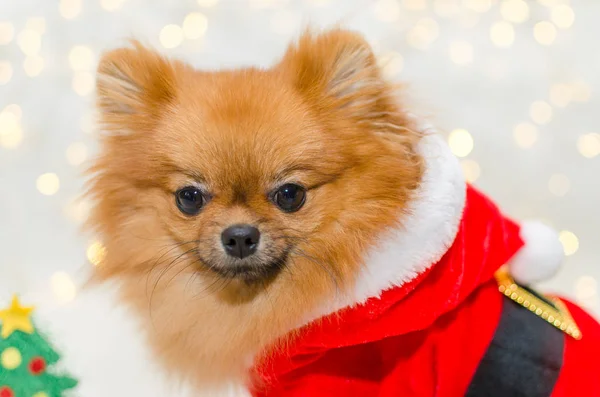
left=87, top=29, right=423, bottom=378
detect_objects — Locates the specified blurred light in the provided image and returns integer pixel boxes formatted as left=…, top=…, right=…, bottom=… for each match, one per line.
left=534, top=21, right=557, bottom=45
left=0, top=22, right=15, bottom=45
left=183, top=12, right=208, bottom=39
left=17, top=29, right=41, bottom=56
left=100, top=0, right=124, bottom=12
left=448, top=129, right=474, bottom=157
left=66, top=142, right=88, bottom=166
left=0, top=128, right=23, bottom=149
left=159, top=24, right=184, bottom=49
left=434, top=0, right=460, bottom=18
left=513, top=122, right=538, bottom=148
left=87, top=241, right=106, bottom=266
left=490, top=21, right=515, bottom=47
left=51, top=272, right=77, bottom=303
left=379, top=51, right=404, bottom=78
left=59, top=0, right=82, bottom=19
left=549, top=83, right=572, bottom=107
left=449, top=41, right=473, bottom=65
left=197, top=0, right=219, bottom=6
left=0, top=110, right=23, bottom=149
left=575, top=276, right=597, bottom=302
left=64, top=197, right=91, bottom=223
left=36, top=173, right=60, bottom=196
left=463, top=0, right=491, bottom=13
left=402, top=0, right=427, bottom=10
left=577, top=133, right=600, bottom=158
left=80, top=113, right=95, bottom=134
left=374, top=0, right=401, bottom=22
left=548, top=173, right=570, bottom=196
left=0, top=109, right=20, bottom=125
left=72, top=71, right=95, bottom=96
left=460, top=159, right=481, bottom=183
left=406, top=18, right=439, bottom=50
left=530, top=101, right=552, bottom=125
left=270, top=10, right=299, bottom=35
left=23, top=55, right=45, bottom=77
left=3, top=104, right=22, bottom=120
left=0, top=61, right=12, bottom=85
left=551, top=5, right=574, bottom=29
left=69, top=46, right=94, bottom=71
left=500, top=0, right=529, bottom=23
left=570, top=81, right=591, bottom=102
left=559, top=230, right=579, bottom=256
left=26, top=18, right=46, bottom=34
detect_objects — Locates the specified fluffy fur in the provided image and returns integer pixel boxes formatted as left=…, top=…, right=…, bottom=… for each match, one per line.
left=509, top=220, right=564, bottom=284
left=87, top=29, right=425, bottom=389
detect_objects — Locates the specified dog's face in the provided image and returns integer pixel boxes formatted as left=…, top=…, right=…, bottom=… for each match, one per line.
left=140, top=72, right=358, bottom=284
left=88, top=30, right=423, bottom=377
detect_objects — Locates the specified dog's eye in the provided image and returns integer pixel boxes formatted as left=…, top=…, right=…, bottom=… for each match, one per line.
left=176, top=187, right=205, bottom=216
left=273, top=184, right=306, bottom=213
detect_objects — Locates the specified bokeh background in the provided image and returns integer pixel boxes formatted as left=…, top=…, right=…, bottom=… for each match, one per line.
left=0, top=0, right=598, bottom=315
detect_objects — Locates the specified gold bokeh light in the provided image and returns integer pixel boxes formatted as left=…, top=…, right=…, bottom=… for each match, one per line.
left=183, top=12, right=208, bottom=39
left=513, top=122, right=538, bottom=148
left=87, top=241, right=107, bottom=266
left=530, top=101, right=553, bottom=125
left=36, top=173, right=60, bottom=196
left=490, top=21, right=515, bottom=48
left=534, top=21, right=557, bottom=46
left=500, top=0, right=529, bottom=24
left=448, top=129, right=474, bottom=157
left=460, top=159, right=481, bottom=183
left=0, top=22, right=15, bottom=45
left=559, top=230, right=579, bottom=256
left=159, top=24, right=184, bottom=49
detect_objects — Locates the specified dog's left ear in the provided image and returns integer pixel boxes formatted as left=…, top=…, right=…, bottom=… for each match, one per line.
left=278, top=29, right=392, bottom=120
left=96, top=40, right=179, bottom=134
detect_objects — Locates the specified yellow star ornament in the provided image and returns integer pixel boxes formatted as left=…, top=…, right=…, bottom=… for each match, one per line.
left=0, top=295, right=35, bottom=339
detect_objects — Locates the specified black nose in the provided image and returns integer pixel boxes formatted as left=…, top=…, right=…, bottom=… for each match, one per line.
left=221, top=225, right=260, bottom=259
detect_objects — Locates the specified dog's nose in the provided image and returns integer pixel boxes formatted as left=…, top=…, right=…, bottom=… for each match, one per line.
left=221, top=225, right=260, bottom=259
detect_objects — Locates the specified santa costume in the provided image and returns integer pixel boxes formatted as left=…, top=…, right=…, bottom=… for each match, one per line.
left=251, top=133, right=600, bottom=396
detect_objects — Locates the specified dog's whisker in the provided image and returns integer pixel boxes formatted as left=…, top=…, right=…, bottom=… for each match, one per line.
left=147, top=246, right=198, bottom=325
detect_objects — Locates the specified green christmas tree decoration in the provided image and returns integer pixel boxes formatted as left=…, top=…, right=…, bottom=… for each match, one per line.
left=0, top=296, right=78, bottom=397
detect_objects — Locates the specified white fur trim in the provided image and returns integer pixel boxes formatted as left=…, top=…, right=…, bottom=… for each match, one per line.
left=351, top=132, right=466, bottom=303
left=509, top=220, right=564, bottom=284
left=312, top=130, right=467, bottom=319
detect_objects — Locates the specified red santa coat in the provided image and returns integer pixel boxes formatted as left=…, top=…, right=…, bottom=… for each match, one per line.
left=253, top=185, right=600, bottom=396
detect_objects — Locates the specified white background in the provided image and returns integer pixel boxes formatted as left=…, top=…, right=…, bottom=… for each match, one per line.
left=0, top=0, right=598, bottom=316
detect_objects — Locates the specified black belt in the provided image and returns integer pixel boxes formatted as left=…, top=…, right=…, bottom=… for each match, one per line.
left=465, top=269, right=581, bottom=397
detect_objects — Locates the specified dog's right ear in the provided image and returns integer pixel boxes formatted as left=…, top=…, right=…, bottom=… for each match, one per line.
left=278, top=29, right=387, bottom=120
left=96, top=41, right=177, bottom=133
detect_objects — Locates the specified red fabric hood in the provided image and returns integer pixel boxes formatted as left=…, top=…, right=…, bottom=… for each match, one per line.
left=256, top=185, right=524, bottom=383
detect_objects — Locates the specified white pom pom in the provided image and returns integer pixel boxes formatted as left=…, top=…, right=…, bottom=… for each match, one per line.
left=509, top=220, right=564, bottom=284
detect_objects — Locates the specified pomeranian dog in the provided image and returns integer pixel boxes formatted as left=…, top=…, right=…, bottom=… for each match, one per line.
left=36, top=28, right=598, bottom=396
left=89, top=27, right=422, bottom=391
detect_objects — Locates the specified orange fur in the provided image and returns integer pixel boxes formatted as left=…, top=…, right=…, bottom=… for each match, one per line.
left=87, top=29, right=424, bottom=389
